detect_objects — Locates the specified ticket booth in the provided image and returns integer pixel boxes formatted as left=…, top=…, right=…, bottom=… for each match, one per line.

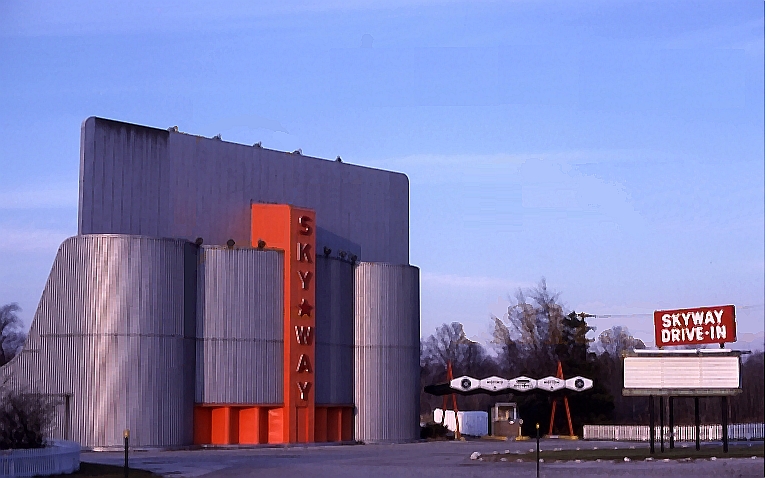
left=491, top=402, right=522, bottom=438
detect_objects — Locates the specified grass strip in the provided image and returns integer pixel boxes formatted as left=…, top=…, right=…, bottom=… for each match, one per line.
left=477, top=443, right=764, bottom=462
left=48, top=462, right=162, bottom=477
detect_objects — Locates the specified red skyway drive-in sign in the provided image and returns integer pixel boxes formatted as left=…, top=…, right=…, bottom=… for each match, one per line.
left=653, top=305, right=736, bottom=348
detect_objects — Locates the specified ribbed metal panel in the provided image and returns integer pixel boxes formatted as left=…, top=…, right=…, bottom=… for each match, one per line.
left=354, top=262, right=420, bottom=443
left=78, top=119, right=170, bottom=238
left=1, top=235, right=196, bottom=449
left=196, top=247, right=283, bottom=404
left=78, top=116, right=409, bottom=264
left=314, top=256, right=354, bottom=405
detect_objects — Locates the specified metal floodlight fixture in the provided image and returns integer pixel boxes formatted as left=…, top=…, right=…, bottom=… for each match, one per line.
left=565, top=376, right=593, bottom=392
left=167, top=126, right=178, bottom=133
left=536, top=376, right=565, bottom=392
left=257, top=239, right=266, bottom=249
left=509, top=376, right=537, bottom=392
left=450, top=375, right=480, bottom=392
left=194, top=237, right=204, bottom=246
left=226, top=239, right=235, bottom=249
left=338, top=251, right=347, bottom=259
left=350, top=254, right=358, bottom=263
left=253, top=141, right=262, bottom=148
left=336, top=156, right=342, bottom=162
left=293, top=149, right=302, bottom=155
left=323, top=246, right=332, bottom=257
left=213, top=134, right=222, bottom=141
left=479, top=376, right=510, bottom=392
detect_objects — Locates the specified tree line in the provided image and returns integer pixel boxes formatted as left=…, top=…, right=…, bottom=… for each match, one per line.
left=420, top=280, right=765, bottom=437
left=0, top=303, right=26, bottom=368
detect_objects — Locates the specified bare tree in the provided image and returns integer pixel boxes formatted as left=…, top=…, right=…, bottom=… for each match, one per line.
left=422, top=322, right=489, bottom=376
left=420, top=322, right=498, bottom=413
left=490, top=316, right=521, bottom=376
left=497, top=278, right=568, bottom=371
left=596, top=325, right=645, bottom=357
left=731, top=351, right=764, bottom=423
left=0, top=303, right=26, bottom=367
left=0, top=380, right=56, bottom=450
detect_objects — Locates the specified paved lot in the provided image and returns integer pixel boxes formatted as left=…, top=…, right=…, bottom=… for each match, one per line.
left=83, top=440, right=764, bottom=478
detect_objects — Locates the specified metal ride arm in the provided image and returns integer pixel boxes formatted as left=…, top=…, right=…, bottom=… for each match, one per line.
left=424, top=374, right=594, bottom=396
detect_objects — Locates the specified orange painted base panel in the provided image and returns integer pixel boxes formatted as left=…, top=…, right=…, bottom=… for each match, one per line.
left=194, top=405, right=354, bottom=445
left=194, top=405, right=282, bottom=445
left=314, top=406, right=354, bottom=443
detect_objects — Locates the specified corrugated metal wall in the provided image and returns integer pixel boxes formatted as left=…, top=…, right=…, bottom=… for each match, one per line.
left=2, top=238, right=421, bottom=447
left=1, top=235, right=196, bottom=449
left=78, top=120, right=170, bottom=238
left=196, top=247, right=283, bottom=404
left=314, top=256, right=354, bottom=405
left=354, top=262, right=420, bottom=443
left=79, top=117, right=409, bottom=264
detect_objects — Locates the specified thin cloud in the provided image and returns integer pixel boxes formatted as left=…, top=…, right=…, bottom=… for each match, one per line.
left=422, top=271, right=530, bottom=291
left=376, top=149, right=685, bottom=168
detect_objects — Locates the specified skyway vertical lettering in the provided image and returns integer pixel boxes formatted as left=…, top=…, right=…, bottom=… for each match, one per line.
left=250, top=205, right=316, bottom=443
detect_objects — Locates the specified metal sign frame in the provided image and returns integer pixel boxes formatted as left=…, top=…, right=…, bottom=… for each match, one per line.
left=621, top=349, right=742, bottom=397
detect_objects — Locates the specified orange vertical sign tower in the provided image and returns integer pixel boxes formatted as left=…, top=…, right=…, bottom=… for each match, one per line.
left=547, top=361, right=575, bottom=438
left=251, top=204, right=316, bottom=443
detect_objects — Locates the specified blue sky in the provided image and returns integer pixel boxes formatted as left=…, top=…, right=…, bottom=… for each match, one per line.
left=0, top=0, right=764, bottom=350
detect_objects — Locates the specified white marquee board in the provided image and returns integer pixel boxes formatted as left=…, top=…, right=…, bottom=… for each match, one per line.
left=623, top=354, right=740, bottom=396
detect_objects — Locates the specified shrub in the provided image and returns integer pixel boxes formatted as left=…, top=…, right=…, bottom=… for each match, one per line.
left=0, top=383, right=56, bottom=450
left=420, top=422, right=451, bottom=440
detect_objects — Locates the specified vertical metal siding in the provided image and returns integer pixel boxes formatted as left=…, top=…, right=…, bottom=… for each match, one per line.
left=78, top=117, right=408, bottom=264
left=196, top=247, right=283, bottom=404
left=354, top=262, right=420, bottom=443
left=314, top=256, right=354, bottom=405
left=78, top=120, right=170, bottom=238
left=1, top=235, right=196, bottom=449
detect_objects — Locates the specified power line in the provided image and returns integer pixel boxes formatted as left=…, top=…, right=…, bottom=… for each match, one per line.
left=587, top=304, right=764, bottom=319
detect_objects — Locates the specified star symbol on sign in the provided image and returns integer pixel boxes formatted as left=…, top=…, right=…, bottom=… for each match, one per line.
left=298, top=298, right=313, bottom=317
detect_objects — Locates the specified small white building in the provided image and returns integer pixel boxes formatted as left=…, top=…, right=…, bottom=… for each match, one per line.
left=433, top=409, right=489, bottom=437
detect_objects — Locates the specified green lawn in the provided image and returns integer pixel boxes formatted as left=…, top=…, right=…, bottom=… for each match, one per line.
left=478, top=443, right=764, bottom=462
left=49, top=462, right=161, bottom=477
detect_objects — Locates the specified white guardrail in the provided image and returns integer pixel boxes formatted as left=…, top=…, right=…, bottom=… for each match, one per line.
left=0, top=440, right=80, bottom=478
left=583, top=423, right=765, bottom=441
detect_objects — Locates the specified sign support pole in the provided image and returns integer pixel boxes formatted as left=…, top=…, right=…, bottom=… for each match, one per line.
left=649, top=395, right=655, bottom=454
left=535, top=423, right=540, bottom=478
left=563, top=396, right=575, bottom=437
left=721, top=396, right=728, bottom=453
left=694, top=397, right=700, bottom=451
left=547, top=361, right=575, bottom=437
left=659, top=396, right=664, bottom=453
left=669, top=397, right=674, bottom=450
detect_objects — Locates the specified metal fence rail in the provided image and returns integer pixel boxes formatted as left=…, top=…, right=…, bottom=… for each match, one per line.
left=0, top=440, right=80, bottom=478
left=583, top=423, right=765, bottom=441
